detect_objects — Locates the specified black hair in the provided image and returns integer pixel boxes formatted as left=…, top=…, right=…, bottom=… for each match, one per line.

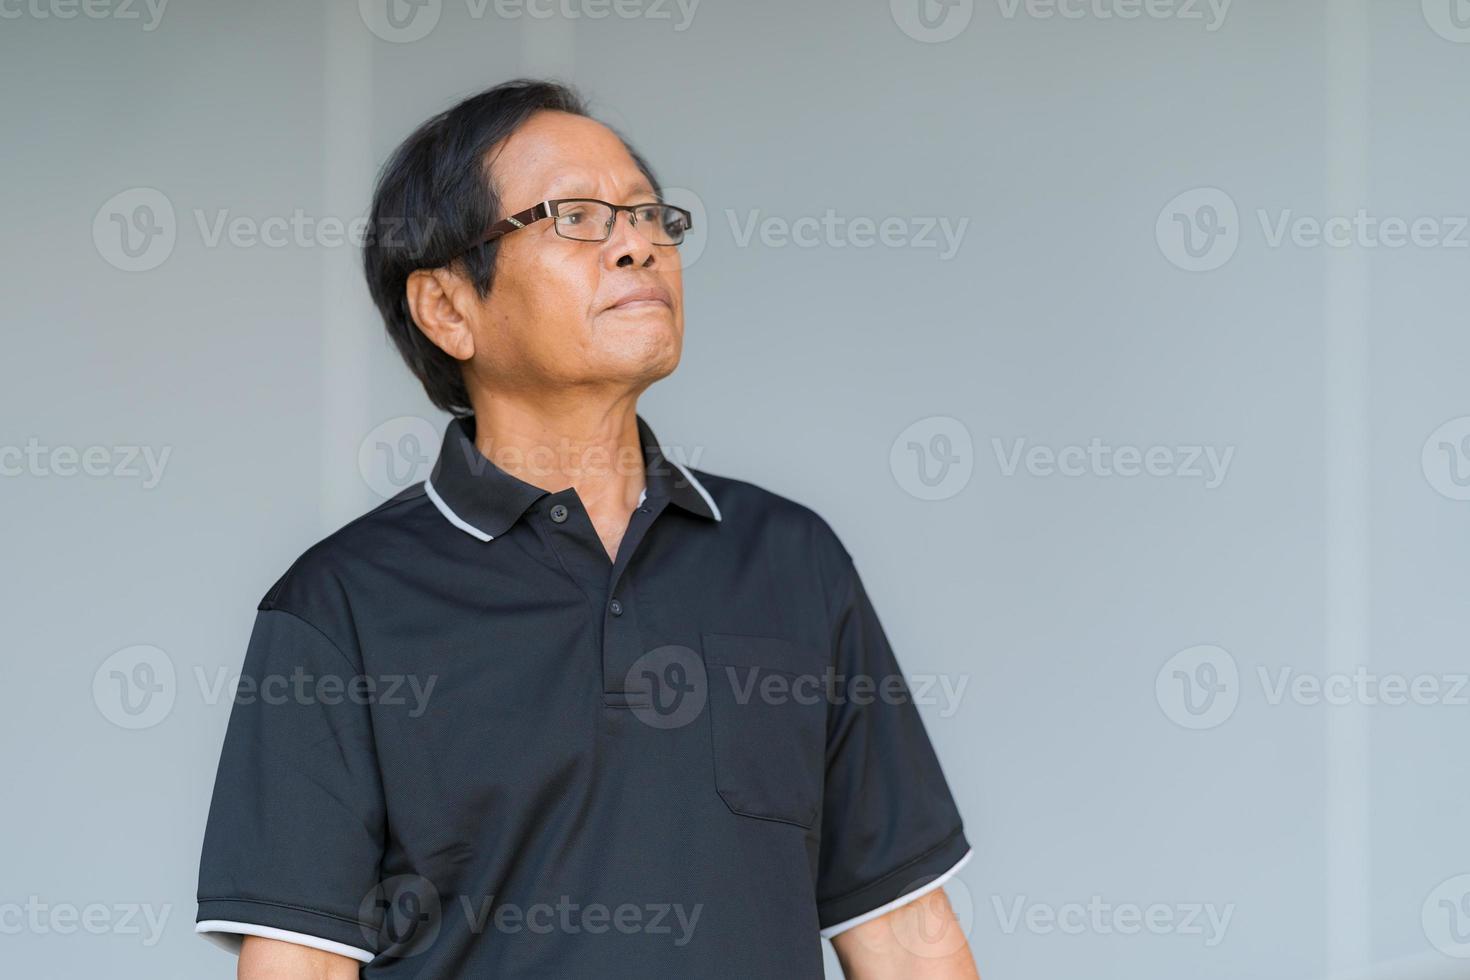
left=362, top=78, right=663, bottom=416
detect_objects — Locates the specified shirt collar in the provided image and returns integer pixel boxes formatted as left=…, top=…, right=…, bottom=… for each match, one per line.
left=425, top=414, right=721, bottom=542
left=636, top=414, right=723, bottom=523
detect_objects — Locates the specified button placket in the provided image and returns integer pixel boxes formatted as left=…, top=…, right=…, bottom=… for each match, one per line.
left=600, top=497, right=667, bottom=703
left=538, top=492, right=609, bottom=597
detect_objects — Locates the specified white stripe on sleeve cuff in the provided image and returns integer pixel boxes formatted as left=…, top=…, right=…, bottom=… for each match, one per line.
left=196, top=920, right=376, bottom=964
left=819, top=847, right=974, bottom=939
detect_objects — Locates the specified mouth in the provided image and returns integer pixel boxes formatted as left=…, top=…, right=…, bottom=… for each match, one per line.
left=604, top=284, right=673, bottom=312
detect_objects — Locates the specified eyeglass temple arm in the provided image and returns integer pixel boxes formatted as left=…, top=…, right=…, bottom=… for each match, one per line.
left=478, top=201, right=554, bottom=246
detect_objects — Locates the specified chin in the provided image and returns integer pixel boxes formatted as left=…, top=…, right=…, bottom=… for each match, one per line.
left=594, top=319, right=682, bottom=383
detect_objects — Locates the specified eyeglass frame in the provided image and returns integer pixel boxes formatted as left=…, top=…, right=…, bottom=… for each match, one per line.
left=473, top=198, right=694, bottom=249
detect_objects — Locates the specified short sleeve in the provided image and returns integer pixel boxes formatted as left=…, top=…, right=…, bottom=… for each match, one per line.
left=195, top=608, right=386, bottom=963
left=815, top=560, right=972, bottom=937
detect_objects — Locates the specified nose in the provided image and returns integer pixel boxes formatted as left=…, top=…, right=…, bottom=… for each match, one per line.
left=603, top=209, right=658, bottom=269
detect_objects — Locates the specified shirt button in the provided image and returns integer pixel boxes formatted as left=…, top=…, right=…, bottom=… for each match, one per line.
left=549, top=503, right=569, bottom=523
left=609, top=598, right=624, bottom=616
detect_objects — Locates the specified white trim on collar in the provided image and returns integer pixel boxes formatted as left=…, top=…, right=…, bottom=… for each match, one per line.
left=426, top=465, right=718, bottom=541
left=425, top=477, right=493, bottom=542
left=668, top=459, right=722, bottom=522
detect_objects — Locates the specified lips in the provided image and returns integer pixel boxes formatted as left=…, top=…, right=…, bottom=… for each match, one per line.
left=604, top=283, right=673, bottom=312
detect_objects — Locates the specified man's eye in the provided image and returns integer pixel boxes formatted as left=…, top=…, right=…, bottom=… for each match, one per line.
left=558, top=204, right=597, bottom=225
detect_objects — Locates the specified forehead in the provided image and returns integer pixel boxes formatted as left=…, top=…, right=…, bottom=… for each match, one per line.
left=487, top=110, right=654, bottom=203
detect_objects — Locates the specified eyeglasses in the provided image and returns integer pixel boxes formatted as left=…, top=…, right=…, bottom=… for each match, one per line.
left=476, top=198, right=693, bottom=248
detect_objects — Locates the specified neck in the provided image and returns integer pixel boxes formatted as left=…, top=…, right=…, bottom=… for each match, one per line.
left=468, top=389, right=647, bottom=518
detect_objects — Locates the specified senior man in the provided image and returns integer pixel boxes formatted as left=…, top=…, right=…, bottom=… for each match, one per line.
left=196, top=78, right=977, bottom=979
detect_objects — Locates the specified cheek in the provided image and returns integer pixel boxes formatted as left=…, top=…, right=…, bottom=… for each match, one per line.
left=534, top=248, right=601, bottom=328
left=491, top=245, right=599, bottom=348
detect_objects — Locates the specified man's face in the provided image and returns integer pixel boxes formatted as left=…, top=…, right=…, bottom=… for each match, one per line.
left=456, top=110, right=685, bottom=399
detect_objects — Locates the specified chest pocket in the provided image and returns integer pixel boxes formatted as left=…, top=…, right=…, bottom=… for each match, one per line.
left=702, top=632, right=829, bottom=828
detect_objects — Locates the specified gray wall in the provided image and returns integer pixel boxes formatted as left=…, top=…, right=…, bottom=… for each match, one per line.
left=2, top=0, right=1467, bottom=977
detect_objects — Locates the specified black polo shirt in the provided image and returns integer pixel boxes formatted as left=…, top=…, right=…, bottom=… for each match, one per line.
left=196, top=415, right=971, bottom=978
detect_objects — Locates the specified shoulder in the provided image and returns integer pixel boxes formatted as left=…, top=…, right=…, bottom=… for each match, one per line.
left=692, top=468, right=856, bottom=583
left=256, top=483, right=432, bottom=633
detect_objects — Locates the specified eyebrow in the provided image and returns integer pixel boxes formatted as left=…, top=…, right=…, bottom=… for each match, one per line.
left=547, top=180, right=658, bottom=202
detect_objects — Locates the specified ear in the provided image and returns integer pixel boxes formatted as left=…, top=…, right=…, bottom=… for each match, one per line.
left=406, top=267, right=477, bottom=361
